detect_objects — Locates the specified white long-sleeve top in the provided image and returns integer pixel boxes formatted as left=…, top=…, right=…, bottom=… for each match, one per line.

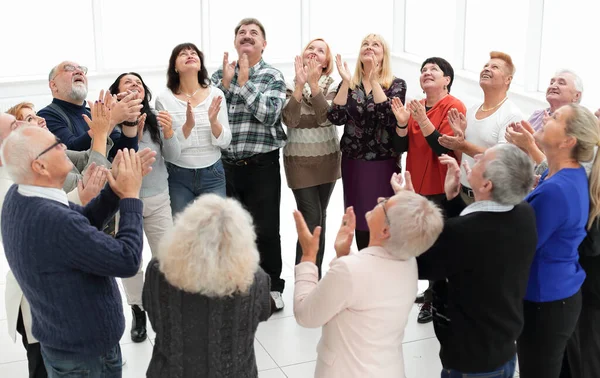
left=155, top=86, right=232, bottom=169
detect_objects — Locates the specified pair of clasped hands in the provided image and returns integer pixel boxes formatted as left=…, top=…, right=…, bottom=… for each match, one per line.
left=79, top=96, right=157, bottom=204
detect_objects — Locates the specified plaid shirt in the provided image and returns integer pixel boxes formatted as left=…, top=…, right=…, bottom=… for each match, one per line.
left=211, top=59, right=287, bottom=161
left=460, top=200, right=514, bottom=216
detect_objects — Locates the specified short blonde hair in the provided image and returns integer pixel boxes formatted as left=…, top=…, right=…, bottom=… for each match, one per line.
left=157, top=194, right=260, bottom=297
left=302, top=38, right=334, bottom=76
left=382, top=191, right=444, bottom=260
left=6, top=102, right=35, bottom=120
left=490, top=51, right=515, bottom=76
left=351, top=34, right=394, bottom=90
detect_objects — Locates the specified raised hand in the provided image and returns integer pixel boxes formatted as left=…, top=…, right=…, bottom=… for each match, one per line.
left=222, top=52, right=237, bottom=89
left=306, top=58, right=322, bottom=93
left=83, top=99, right=112, bottom=138
left=447, top=108, right=467, bottom=136
left=182, top=99, right=195, bottom=138
left=408, top=99, right=427, bottom=124
left=390, top=171, right=415, bottom=194
left=391, top=97, right=410, bottom=126
left=110, top=91, right=143, bottom=124
left=78, top=163, right=108, bottom=206
left=157, top=111, right=174, bottom=139
left=136, top=113, right=147, bottom=142
left=238, top=53, right=249, bottom=87
left=137, top=148, right=157, bottom=176
left=294, top=55, right=308, bottom=87
left=367, top=55, right=380, bottom=83
left=208, top=96, right=222, bottom=125
left=335, top=54, right=351, bottom=84
left=293, top=210, right=322, bottom=262
left=439, top=154, right=462, bottom=200
left=438, top=132, right=465, bottom=151
left=334, top=207, right=355, bottom=258
left=506, top=121, right=535, bottom=152
left=106, top=148, right=143, bottom=199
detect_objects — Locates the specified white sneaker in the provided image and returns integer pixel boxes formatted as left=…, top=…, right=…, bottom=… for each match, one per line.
left=270, top=291, right=284, bottom=312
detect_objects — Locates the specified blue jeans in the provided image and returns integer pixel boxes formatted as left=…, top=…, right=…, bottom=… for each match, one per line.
left=167, top=160, right=226, bottom=215
left=41, top=344, right=122, bottom=377
left=441, top=355, right=516, bottom=378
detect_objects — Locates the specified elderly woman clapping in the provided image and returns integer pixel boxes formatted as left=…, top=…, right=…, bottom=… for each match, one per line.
left=293, top=187, right=443, bottom=377
left=142, top=194, right=273, bottom=378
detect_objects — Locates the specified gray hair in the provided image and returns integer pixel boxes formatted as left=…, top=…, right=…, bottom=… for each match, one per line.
left=382, top=191, right=444, bottom=260
left=48, top=65, right=58, bottom=81
left=555, top=69, right=584, bottom=103
left=484, top=144, right=535, bottom=205
left=157, top=194, right=260, bottom=297
left=0, top=126, right=45, bottom=184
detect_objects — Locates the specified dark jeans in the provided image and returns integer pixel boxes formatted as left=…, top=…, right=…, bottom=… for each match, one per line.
left=224, top=150, right=284, bottom=292
left=441, top=355, right=516, bottom=378
left=292, top=182, right=336, bottom=278
left=167, top=160, right=226, bottom=216
left=518, top=290, right=582, bottom=378
left=561, top=302, right=600, bottom=378
left=41, top=344, right=122, bottom=378
left=16, top=309, right=47, bottom=378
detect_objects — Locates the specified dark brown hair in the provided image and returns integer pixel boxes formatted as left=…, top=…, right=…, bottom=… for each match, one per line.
left=234, top=18, right=266, bottom=39
left=166, top=43, right=209, bottom=93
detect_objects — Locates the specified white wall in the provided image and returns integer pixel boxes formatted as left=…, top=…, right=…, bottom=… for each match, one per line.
left=4, top=0, right=597, bottom=118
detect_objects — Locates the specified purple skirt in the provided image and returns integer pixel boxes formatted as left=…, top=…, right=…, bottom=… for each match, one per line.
left=341, top=156, right=400, bottom=231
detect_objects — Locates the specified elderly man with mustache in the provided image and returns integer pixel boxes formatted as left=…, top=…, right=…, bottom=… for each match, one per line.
left=211, top=18, right=288, bottom=311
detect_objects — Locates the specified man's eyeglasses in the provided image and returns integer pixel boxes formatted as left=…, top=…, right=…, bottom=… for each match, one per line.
left=51, top=64, right=88, bottom=80
left=36, top=137, right=62, bottom=159
left=378, top=197, right=391, bottom=225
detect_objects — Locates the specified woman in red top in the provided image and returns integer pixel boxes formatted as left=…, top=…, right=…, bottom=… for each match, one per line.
left=392, top=57, right=466, bottom=324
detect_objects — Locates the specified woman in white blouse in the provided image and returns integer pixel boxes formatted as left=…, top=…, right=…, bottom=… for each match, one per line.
left=156, top=42, right=232, bottom=215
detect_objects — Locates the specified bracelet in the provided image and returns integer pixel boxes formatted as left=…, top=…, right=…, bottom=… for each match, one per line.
left=121, top=119, right=138, bottom=127
left=396, top=124, right=408, bottom=130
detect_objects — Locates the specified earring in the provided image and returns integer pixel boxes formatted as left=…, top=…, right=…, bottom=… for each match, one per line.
left=444, top=85, right=447, bottom=91
left=175, top=69, right=178, bottom=73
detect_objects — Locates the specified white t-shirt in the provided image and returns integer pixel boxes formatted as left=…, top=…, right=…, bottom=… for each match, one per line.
left=460, top=99, right=524, bottom=187
left=155, top=86, right=232, bottom=169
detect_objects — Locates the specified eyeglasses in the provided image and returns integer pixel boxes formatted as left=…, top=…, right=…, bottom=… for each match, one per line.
left=36, top=136, right=62, bottom=159
left=51, top=64, right=88, bottom=80
left=377, top=197, right=391, bottom=225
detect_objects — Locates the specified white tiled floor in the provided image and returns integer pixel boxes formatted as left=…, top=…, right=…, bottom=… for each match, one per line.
left=0, top=160, right=504, bottom=377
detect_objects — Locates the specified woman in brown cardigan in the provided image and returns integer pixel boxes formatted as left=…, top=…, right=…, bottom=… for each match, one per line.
left=282, top=38, right=341, bottom=278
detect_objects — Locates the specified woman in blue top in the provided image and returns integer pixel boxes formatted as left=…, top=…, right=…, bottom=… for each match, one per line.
left=517, top=104, right=600, bottom=378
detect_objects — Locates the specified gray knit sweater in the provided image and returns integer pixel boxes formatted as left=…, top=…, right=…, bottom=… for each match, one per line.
left=139, top=129, right=181, bottom=198
left=143, top=259, right=272, bottom=378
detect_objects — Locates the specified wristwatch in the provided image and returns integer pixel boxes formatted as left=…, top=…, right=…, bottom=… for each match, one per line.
left=121, top=119, right=138, bottom=127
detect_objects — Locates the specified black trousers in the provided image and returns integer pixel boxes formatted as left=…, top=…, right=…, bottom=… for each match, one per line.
left=560, top=301, right=600, bottom=378
left=518, top=290, right=582, bottom=378
left=292, top=182, right=336, bottom=279
left=224, top=150, right=284, bottom=292
left=355, top=230, right=369, bottom=250
left=16, top=309, right=47, bottom=378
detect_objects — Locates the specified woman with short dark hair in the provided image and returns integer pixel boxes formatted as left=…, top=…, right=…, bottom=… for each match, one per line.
left=392, top=56, right=467, bottom=324
left=155, top=42, right=232, bottom=215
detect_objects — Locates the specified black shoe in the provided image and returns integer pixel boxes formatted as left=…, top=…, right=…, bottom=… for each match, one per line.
left=415, top=292, right=426, bottom=304
left=131, top=305, right=147, bottom=343
left=417, top=302, right=433, bottom=324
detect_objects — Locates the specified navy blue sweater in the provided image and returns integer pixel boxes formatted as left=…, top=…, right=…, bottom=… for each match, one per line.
left=2, top=185, right=144, bottom=355
left=38, top=98, right=138, bottom=159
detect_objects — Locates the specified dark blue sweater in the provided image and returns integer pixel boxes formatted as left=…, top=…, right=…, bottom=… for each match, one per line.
left=525, top=167, right=588, bottom=302
left=2, top=185, right=144, bottom=355
left=38, top=98, right=138, bottom=159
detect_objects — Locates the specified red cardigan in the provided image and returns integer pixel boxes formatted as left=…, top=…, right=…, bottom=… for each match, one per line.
left=406, top=95, right=466, bottom=196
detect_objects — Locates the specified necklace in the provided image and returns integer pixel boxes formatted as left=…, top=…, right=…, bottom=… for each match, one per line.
left=479, top=97, right=508, bottom=112
left=181, top=88, right=200, bottom=98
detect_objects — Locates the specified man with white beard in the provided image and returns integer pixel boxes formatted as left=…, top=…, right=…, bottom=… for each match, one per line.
left=38, top=61, right=140, bottom=159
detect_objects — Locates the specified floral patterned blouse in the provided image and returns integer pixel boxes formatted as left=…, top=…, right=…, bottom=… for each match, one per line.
left=327, top=78, right=406, bottom=160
